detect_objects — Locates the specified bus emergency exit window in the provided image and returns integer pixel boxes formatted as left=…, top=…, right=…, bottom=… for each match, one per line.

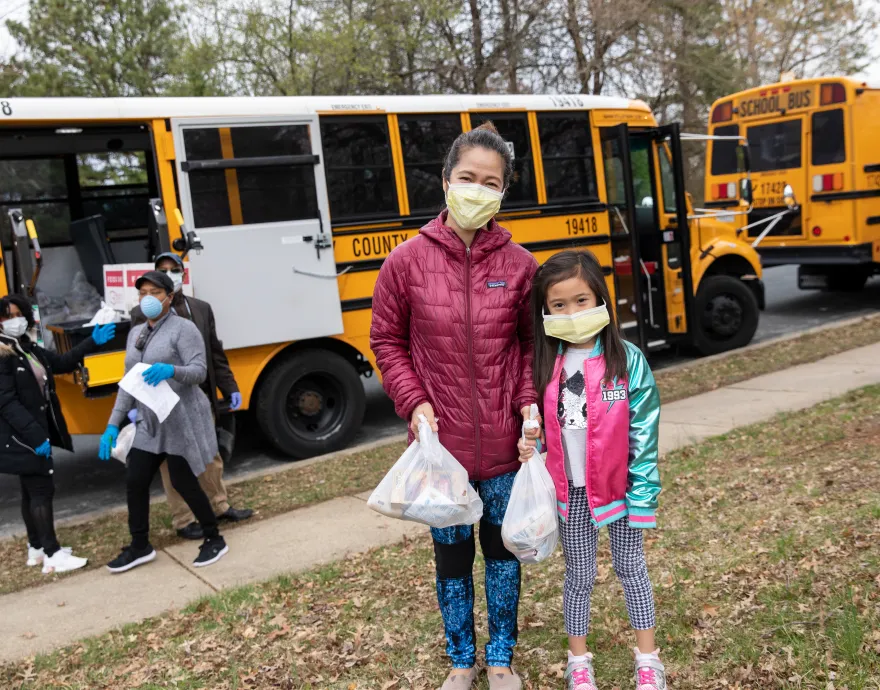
left=811, top=109, right=845, bottom=166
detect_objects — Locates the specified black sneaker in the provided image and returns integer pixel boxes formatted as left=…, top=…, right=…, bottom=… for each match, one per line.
left=176, top=522, right=204, bottom=540
left=193, top=537, right=228, bottom=568
left=106, top=544, right=157, bottom=574
left=218, top=507, right=254, bottom=522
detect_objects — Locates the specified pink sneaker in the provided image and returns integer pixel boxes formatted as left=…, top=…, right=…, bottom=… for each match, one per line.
left=634, top=648, right=667, bottom=690
left=565, top=653, right=598, bottom=690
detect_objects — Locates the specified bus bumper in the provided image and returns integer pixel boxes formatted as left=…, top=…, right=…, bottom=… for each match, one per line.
left=758, top=242, right=873, bottom=266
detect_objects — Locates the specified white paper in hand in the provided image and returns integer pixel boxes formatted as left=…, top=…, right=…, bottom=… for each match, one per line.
left=119, top=362, right=180, bottom=423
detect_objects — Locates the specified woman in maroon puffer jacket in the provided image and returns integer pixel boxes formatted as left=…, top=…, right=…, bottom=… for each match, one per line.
left=370, top=122, right=539, bottom=690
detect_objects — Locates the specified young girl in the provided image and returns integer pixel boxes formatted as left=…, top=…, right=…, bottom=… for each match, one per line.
left=517, top=250, right=664, bottom=690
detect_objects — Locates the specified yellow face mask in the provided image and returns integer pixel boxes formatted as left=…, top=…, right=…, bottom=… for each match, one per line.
left=543, top=303, right=610, bottom=344
left=446, top=183, right=503, bottom=231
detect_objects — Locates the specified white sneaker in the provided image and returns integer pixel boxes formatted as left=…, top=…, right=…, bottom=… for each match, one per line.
left=26, top=545, right=72, bottom=567
left=41, top=549, right=88, bottom=574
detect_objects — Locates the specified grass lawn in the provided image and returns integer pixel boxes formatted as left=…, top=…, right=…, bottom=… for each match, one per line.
left=2, top=385, right=878, bottom=689
left=0, top=314, right=876, bottom=597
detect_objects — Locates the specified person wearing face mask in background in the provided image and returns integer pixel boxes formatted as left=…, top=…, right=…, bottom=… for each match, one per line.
left=0, top=294, right=116, bottom=574
left=129, top=253, right=252, bottom=540
left=371, top=122, right=541, bottom=690
left=520, top=250, right=664, bottom=690
left=99, top=270, right=229, bottom=573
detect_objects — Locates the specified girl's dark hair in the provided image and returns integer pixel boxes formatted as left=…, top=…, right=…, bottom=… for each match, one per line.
left=0, top=294, right=35, bottom=330
left=442, top=121, right=514, bottom=190
left=531, top=250, right=628, bottom=396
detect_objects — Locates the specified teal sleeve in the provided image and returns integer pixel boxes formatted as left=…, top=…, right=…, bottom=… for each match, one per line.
left=624, top=343, right=661, bottom=526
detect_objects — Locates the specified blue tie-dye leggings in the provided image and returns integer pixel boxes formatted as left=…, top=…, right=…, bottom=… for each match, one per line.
left=430, top=470, right=520, bottom=669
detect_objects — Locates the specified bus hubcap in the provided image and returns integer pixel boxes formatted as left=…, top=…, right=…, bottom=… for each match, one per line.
left=286, top=375, right=343, bottom=438
left=705, top=294, right=742, bottom=339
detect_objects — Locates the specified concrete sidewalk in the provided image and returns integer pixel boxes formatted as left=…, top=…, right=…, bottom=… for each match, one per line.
left=2, top=342, right=879, bottom=664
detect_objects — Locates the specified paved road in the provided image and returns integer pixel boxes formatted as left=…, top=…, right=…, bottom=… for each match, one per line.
left=1, top=265, right=877, bottom=537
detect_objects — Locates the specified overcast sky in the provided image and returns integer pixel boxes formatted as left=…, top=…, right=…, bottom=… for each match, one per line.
left=1, top=0, right=878, bottom=87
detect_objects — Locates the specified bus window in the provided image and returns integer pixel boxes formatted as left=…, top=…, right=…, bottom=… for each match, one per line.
left=658, top=146, right=676, bottom=213
left=747, top=120, right=802, bottom=172
left=811, top=109, right=845, bottom=166
left=182, top=124, right=318, bottom=228
left=537, top=112, right=598, bottom=202
left=0, top=158, right=70, bottom=246
left=78, top=152, right=151, bottom=238
left=710, top=124, right=739, bottom=175
left=319, top=116, right=398, bottom=221
left=470, top=112, right=537, bottom=206
left=398, top=115, right=462, bottom=215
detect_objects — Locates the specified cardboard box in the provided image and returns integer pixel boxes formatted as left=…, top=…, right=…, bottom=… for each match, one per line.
left=102, top=263, right=194, bottom=316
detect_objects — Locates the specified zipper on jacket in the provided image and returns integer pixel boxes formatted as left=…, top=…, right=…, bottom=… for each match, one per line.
left=582, top=359, right=597, bottom=521
left=464, top=245, right=482, bottom=479
left=11, top=436, right=36, bottom=453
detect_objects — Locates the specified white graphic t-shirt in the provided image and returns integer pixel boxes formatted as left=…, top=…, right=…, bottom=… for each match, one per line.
left=559, top=347, right=589, bottom=488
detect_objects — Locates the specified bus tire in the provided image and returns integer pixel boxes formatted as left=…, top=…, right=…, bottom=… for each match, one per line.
left=826, top=267, right=869, bottom=292
left=254, top=349, right=365, bottom=459
left=693, top=275, right=759, bottom=356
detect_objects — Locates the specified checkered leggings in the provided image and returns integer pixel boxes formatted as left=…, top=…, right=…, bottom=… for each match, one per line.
left=559, top=485, right=656, bottom=636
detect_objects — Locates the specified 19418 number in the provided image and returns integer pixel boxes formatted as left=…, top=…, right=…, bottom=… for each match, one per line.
left=566, top=216, right=599, bottom=235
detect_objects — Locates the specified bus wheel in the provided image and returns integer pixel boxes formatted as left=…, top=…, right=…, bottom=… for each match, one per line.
left=693, top=275, right=759, bottom=356
left=827, top=267, right=869, bottom=292
left=255, top=350, right=366, bottom=459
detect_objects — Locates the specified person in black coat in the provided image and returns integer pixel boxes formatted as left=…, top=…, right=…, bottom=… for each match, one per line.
left=0, top=294, right=116, bottom=574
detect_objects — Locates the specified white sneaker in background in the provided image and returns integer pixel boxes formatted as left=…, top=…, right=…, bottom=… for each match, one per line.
left=26, top=545, right=72, bottom=567
left=41, top=549, right=88, bottom=574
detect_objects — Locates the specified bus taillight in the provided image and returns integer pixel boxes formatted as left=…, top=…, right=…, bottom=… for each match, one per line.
left=820, top=83, right=846, bottom=105
left=711, top=101, right=733, bottom=123
left=812, top=173, right=843, bottom=192
left=712, top=182, right=737, bottom=200
left=812, top=226, right=822, bottom=237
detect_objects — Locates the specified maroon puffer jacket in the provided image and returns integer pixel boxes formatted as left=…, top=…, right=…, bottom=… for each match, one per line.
left=370, top=211, right=538, bottom=481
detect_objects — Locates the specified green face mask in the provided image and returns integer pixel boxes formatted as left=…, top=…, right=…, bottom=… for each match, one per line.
left=445, top=183, right=503, bottom=230
left=543, top=304, right=610, bottom=344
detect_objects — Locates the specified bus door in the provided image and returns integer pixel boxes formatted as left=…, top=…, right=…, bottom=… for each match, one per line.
left=171, top=116, right=342, bottom=350
left=744, top=115, right=808, bottom=245
left=601, top=124, right=693, bottom=353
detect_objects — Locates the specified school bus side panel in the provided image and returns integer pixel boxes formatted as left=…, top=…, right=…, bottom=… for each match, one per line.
left=852, top=89, right=880, bottom=262
left=806, top=103, right=856, bottom=244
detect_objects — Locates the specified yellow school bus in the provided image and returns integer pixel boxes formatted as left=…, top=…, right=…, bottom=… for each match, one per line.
left=704, top=76, right=880, bottom=290
left=0, top=94, right=762, bottom=458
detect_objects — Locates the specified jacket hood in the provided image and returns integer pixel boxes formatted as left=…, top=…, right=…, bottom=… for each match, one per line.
left=0, top=334, right=26, bottom=358
left=419, top=211, right=512, bottom=261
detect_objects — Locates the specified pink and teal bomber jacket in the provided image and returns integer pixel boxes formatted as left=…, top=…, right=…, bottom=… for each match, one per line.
left=543, top=339, right=661, bottom=529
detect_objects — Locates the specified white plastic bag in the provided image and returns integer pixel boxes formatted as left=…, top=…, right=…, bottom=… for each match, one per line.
left=502, top=405, right=559, bottom=563
left=85, top=301, right=120, bottom=326
left=368, top=415, right=483, bottom=528
left=111, top=423, right=136, bottom=464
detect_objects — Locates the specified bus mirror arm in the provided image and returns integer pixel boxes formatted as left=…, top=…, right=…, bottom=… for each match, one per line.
left=171, top=208, right=204, bottom=259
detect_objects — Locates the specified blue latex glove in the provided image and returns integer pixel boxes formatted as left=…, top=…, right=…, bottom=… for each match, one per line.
left=35, top=440, right=51, bottom=458
left=91, top=323, right=116, bottom=346
left=99, top=425, right=119, bottom=461
left=142, top=363, right=175, bottom=387
left=127, top=409, right=138, bottom=424
left=230, top=392, right=242, bottom=411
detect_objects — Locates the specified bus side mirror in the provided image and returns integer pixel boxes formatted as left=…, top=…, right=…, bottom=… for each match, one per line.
left=783, top=184, right=799, bottom=210
left=740, top=179, right=753, bottom=204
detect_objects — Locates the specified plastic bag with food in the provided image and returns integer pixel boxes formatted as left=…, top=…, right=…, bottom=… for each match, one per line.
left=368, top=415, right=483, bottom=528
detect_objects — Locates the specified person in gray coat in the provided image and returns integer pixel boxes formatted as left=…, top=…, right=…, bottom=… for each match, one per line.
left=98, top=271, right=228, bottom=573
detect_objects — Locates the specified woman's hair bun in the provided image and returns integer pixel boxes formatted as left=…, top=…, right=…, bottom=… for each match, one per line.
left=474, top=121, right=500, bottom=135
